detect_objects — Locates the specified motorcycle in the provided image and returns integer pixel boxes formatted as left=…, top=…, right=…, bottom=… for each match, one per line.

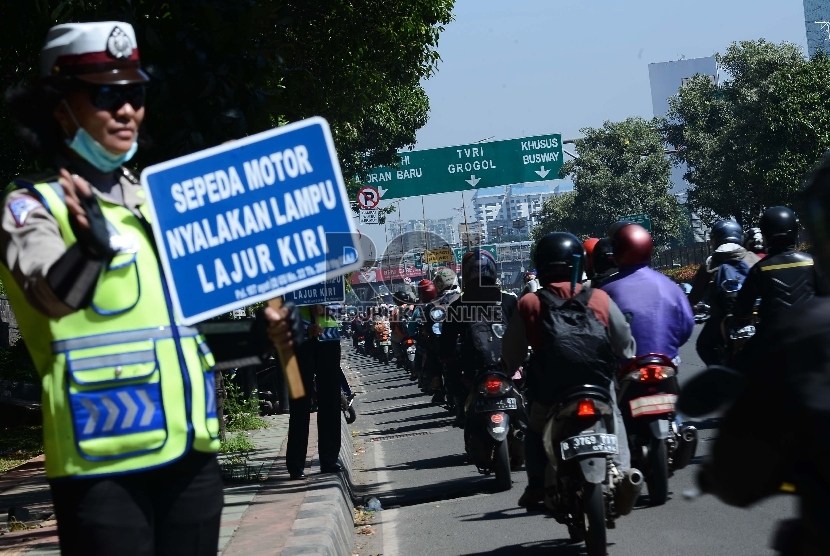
left=404, top=337, right=417, bottom=375
left=463, top=370, right=526, bottom=492
left=340, top=391, right=356, bottom=424
left=376, top=329, right=391, bottom=365
left=542, top=384, right=644, bottom=556
left=617, top=354, right=698, bottom=506
left=694, top=302, right=710, bottom=324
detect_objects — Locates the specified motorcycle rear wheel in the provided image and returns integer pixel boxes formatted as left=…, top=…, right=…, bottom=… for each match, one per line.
left=647, top=438, right=669, bottom=506
left=582, top=482, right=607, bottom=556
left=493, top=440, right=512, bottom=492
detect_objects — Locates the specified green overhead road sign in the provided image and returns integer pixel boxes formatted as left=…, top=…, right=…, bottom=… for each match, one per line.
left=363, top=134, right=563, bottom=200
left=453, top=245, right=498, bottom=264
left=620, top=213, right=652, bottom=233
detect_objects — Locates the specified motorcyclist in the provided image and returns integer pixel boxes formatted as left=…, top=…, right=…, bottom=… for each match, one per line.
left=426, top=268, right=461, bottom=403
left=699, top=152, right=830, bottom=555
left=499, top=232, right=636, bottom=508
left=439, top=250, right=518, bottom=427
left=733, top=207, right=816, bottom=331
left=586, top=237, right=618, bottom=288
left=521, top=269, right=539, bottom=297
left=600, top=223, right=694, bottom=364
left=350, top=311, right=363, bottom=351
left=687, top=220, right=762, bottom=365
left=744, top=227, right=766, bottom=259
left=415, top=279, right=442, bottom=388
left=391, top=290, right=416, bottom=368
left=582, top=237, right=600, bottom=281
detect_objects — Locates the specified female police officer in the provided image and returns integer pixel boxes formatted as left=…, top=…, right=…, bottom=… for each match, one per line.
left=2, top=22, right=223, bottom=555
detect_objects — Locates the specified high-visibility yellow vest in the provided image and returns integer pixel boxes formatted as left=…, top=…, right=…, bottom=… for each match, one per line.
left=299, top=305, right=339, bottom=341
left=0, top=179, right=219, bottom=479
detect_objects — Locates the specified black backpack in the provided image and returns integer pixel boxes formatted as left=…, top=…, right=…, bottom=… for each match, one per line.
left=534, top=288, right=617, bottom=397
left=462, top=294, right=516, bottom=373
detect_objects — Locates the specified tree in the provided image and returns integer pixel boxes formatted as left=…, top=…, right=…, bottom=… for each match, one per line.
left=661, top=40, right=830, bottom=228
left=534, top=117, right=687, bottom=247
left=0, top=0, right=454, bottom=188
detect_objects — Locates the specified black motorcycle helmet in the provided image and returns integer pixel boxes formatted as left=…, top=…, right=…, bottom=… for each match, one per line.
left=534, top=232, right=585, bottom=285
left=759, top=206, right=798, bottom=246
left=709, top=220, right=744, bottom=248
left=592, top=237, right=616, bottom=275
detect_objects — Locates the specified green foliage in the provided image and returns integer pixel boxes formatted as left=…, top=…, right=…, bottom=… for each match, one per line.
left=536, top=117, right=687, bottom=247
left=224, top=380, right=267, bottom=432
left=1, top=0, right=455, bottom=186
left=0, top=426, right=43, bottom=474
left=662, top=40, right=830, bottom=227
left=219, top=431, right=255, bottom=454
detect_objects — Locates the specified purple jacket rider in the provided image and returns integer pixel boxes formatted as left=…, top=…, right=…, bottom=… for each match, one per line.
left=599, top=264, right=694, bottom=360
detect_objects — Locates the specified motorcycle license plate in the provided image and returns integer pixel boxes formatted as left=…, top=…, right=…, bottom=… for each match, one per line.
left=560, top=434, right=618, bottom=461
left=379, top=340, right=391, bottom=346
left=475, top=398, right=517, bottom=412
left=629, top=394, right=677, bottom=418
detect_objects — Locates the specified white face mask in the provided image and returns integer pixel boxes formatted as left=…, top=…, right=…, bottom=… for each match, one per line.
left=62, top=101, right=138, bottom=172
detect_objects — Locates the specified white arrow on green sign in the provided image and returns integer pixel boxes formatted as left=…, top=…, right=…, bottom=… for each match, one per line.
left=452, top=244, right=498, bottom=264
left=363, top=134, right=563, bottom=200
left=620, top=213, right=652, bottom=232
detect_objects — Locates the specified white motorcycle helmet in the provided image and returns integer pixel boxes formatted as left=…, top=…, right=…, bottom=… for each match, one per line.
left=433, top=268, right=459, bottom=294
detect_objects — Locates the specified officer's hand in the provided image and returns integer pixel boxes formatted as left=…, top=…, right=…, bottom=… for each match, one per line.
left=264, top=305, right=298, bottom=350
left=59, top=169, right=93, bottom=230
left=308, top=323, right=324, bottom=339
left=58, top=169, right=118, bottom=260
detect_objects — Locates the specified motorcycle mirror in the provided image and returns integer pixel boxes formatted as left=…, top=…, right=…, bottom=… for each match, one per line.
left=430, top=308, right=446, bottom=322
left=680, top=283, right=692, bottom=295
left=677, top=365, right=746, bottom=417
left=491, top=323, right=506, bottom=338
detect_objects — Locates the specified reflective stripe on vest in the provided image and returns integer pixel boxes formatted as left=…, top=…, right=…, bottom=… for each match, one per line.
left=0, top=180, right=219, bottom=479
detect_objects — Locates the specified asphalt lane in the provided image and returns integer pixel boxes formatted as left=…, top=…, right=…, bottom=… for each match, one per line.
left=347, top=327, right=795, bottom=556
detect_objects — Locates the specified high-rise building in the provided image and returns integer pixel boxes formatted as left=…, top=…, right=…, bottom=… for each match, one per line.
left=648, top=57, right=717, bottom=242
left=472, top=182, right=562, bottom=238
left=804, top=0, right=830, bottom=57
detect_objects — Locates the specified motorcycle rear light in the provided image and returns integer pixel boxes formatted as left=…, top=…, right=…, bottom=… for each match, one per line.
left=490, top=413, right=504, bottom=424
left=624, top=365, right=676, bottom=382
left=478, top=374, right=511, bottom=396
left=577, top=399, right=596, bottom=417
left=406, top=338, right=414, bottom=346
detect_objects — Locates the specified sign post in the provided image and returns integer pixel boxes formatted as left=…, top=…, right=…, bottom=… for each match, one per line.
left=141, top=117, right=362, bottom=398
left=359, top=209, right=379, bottom=225
left=452, top=244, right=498, bottom=264
left=362, top=133, right=563, bottom=200
left=620, top=213, right=652, bottom=233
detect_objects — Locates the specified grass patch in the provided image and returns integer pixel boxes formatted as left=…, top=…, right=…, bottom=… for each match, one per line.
left=220, top=432, right=255, bottom=454
left=224, top=381, right=267, bottom=432
left=0, top=426, right=43, bottom=474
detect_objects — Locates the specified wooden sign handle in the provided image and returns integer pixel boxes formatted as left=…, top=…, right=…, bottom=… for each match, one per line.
left=268, top=298, right=306, bottom=400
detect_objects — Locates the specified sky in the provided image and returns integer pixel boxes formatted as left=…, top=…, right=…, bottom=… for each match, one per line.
left=359, top=0, right=810, bottom=252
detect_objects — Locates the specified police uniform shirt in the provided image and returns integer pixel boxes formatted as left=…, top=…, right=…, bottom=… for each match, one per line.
left=0, top=165, right=145, bottom=319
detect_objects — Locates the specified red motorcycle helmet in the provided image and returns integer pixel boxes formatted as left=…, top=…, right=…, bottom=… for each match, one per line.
left=610, top=222, right=653, bottom=267
left=583, top=238, right=600, bottom=272
left=417, top=279, right=438, bottom=302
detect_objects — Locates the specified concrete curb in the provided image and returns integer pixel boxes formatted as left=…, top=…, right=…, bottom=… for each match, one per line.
left=280, top=416, right=358, bottom=556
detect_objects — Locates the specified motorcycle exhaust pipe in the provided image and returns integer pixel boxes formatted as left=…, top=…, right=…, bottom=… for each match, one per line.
left=615, top=468, right=644, bottom=516
left=672, top=426, right=698, bottom=471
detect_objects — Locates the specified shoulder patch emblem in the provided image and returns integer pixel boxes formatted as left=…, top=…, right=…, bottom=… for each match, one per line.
left=8, top=196, right=44, bottom=227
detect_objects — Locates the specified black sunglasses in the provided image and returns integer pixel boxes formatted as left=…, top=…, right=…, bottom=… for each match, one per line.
left=85, top=84, right=146, bottom=111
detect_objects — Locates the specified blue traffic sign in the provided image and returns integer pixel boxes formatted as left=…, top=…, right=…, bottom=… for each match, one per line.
left=141, top=117, right=361, bottom=324
left=283, top=275, right=346, bottom=306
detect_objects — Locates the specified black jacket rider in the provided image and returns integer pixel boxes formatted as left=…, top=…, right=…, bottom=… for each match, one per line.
left=733, top=246, right=815, bottom=327
left=707, top=295, right=830, bottom=555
